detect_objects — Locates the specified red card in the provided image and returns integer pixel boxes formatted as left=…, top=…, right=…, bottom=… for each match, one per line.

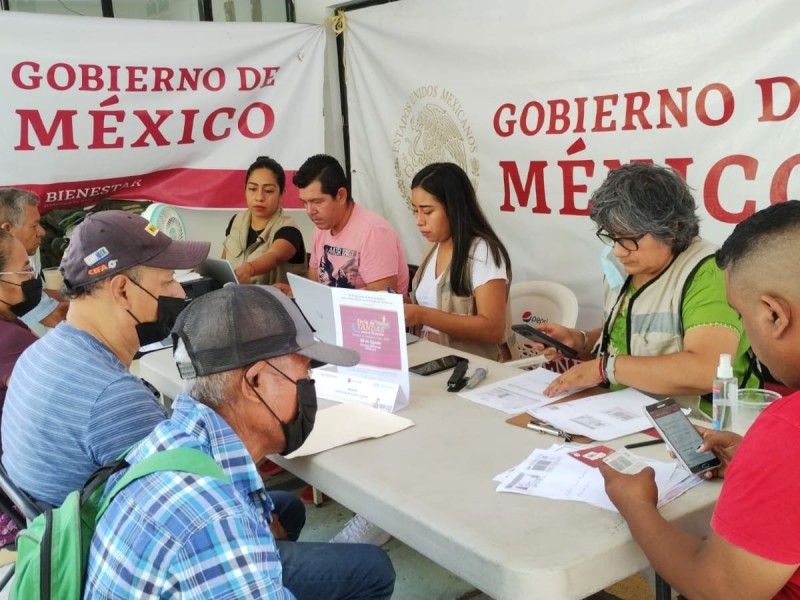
left=568, top=445, right=615, bottom=468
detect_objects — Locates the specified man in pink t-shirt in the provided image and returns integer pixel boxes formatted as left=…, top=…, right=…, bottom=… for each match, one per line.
left=291, top=154, right=406, bottom=547
left=599, top=200, right=800, bottom=600
left=293, top=154, right=409, bottom=294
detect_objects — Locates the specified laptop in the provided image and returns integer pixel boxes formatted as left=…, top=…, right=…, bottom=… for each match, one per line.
left=287, top=273, right=418, bottom=345
left=196, top=258, right=239, bottom=286
left=287, top=273, right=337, bottom=343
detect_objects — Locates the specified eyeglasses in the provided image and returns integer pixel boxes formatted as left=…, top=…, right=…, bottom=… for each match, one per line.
left=595, top=230, right=646, bottom=252
left=0, top=269, right=35, bottom=278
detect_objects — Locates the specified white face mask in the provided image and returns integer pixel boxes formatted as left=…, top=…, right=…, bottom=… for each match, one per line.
left=599, top=245, right=627, bottom=292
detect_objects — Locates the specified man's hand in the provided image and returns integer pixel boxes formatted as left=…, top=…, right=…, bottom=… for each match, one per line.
left=599, top=462, right=658, bottom=514
left=695, top=425, right=743, bottom=479
left=270, top=513, right=287, bottom=541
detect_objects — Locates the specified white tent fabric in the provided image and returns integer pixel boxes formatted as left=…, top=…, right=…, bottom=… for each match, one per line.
left=345, top=0, right=800, bottom=320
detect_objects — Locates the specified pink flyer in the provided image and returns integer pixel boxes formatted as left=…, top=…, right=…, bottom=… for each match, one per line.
left=338, top=305, right=402, bottom=370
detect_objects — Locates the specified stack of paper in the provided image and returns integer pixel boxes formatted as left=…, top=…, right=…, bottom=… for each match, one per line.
left=494, top=443, right=702, bottom=512
left=457, top=368, right=573, bottom=414
left=527, top=388, right=656, bottom=441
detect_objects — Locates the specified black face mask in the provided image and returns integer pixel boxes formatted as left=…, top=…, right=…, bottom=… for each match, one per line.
left=126, top=278, right=188, bottom=346
left=247, top=363, right=318, bottom=456
left=0, top=277, right=43, bottom=317
left=280, top=379, right=318, bottom=455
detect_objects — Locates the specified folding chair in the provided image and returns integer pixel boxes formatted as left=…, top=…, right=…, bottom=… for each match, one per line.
left=0, top=462, right=45, bottom=591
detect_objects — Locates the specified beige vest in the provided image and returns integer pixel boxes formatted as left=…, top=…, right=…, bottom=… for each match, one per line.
left=410, top=241, right=513, bottom=362
left=223, top=208, right=307, bottom=285
left=601, top=237, right=718, bottom=415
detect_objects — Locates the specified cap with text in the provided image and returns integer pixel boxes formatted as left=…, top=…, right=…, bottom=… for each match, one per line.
left=60, top=210, right=210, bottom=289
left=173, top=285, right=360, bottom=378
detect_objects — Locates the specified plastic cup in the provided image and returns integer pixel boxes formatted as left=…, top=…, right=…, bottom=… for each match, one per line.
left=42, top=267, right=64, bottom=291
left=732, top=388, right=782, bottom=435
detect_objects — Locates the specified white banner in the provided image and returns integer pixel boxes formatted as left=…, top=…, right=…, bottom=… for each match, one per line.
left=0, top=12, right=325, bottom=212
left=345, top=0, right=800, bottom=322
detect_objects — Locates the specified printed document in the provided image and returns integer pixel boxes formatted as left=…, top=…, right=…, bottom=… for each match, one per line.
left=495, top=444, right=701, bottom=511
left=527, top=388, right=654, bottom=440
left=458, top=368, right=572, bottom=413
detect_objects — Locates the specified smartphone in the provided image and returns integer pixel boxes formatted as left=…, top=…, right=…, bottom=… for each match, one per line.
left=511, top=324, right=578, bottom=357
left=644, top=399, right=721, bottom=475
left=409, top=355, right=465, bottom=376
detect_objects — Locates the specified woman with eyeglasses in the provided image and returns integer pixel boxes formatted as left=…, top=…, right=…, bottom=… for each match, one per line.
left=405, top=162, right=514, bottom=361
left=541, top=163, right=752, bottom=411
left=0, top=229, right=40, bottom=547
left=222, top=156, right=307, bottom=285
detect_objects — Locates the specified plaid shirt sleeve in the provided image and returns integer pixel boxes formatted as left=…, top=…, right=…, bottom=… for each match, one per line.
left=85, top=398, right=297, bottom=599
left=84, top=473, right=295, bottom=599
left=171, top=513, right=294, bottom=600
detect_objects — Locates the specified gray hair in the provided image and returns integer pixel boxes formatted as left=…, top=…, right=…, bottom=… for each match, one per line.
left=0, top=229, right=14, bottom=271
left=0, top=188, right=39, bottom=227
left=589, top=163, right=700, bottom=254
left=174, top=338, right=238, bottom=408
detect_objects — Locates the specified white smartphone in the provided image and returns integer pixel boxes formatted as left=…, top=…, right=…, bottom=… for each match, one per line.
left=644, top=399, right=721, bottom=475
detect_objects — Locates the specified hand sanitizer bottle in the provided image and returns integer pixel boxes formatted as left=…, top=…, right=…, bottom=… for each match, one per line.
left=712, top=353, right=738, bottom=430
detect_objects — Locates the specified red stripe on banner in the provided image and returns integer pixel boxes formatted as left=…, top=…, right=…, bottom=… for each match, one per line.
left=12, top=168, right=303, bottom=214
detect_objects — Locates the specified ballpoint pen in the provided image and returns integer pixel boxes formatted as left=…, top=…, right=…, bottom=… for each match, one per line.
left=526, top=421, right=572, bottom=442
left=527, top=422, right=559, bottom=436
left=624, top=438, right=665, bottom=450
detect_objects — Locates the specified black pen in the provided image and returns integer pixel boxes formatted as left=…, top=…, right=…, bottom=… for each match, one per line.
left=624, top=439, right=664, bottom=450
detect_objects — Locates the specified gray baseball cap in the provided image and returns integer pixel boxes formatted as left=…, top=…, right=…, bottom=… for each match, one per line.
left=60, top=210, right=210, bottom=289
left=172, top=285, right=360, bottom=378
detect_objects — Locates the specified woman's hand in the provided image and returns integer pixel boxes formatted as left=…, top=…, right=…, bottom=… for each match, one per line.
left=234, top=262, right=255, bottom=284
left=543, top=358, right=603, bottom=396
left=404, top=303, right=425, bottom=327
left=534, top=323, right=582, bottom=361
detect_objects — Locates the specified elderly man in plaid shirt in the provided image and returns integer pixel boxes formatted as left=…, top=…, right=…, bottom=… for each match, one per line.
left=84, top=285, right=395, bottom=599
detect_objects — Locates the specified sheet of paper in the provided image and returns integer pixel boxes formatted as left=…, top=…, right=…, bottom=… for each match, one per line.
left=496, top=446, right=678, bottom=512
left=493, top=443, right=589, bottom=483
left=658, top=469, right=704, bottom=506
left=528, top=388, right=655, bottom=441
left=313, top=369, right=401, bottom=413
left=457, top=368, right=573, bottom=414
left=175, top=269, right=202, bottom=283
left=284, top=402, right=414, bottom=459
